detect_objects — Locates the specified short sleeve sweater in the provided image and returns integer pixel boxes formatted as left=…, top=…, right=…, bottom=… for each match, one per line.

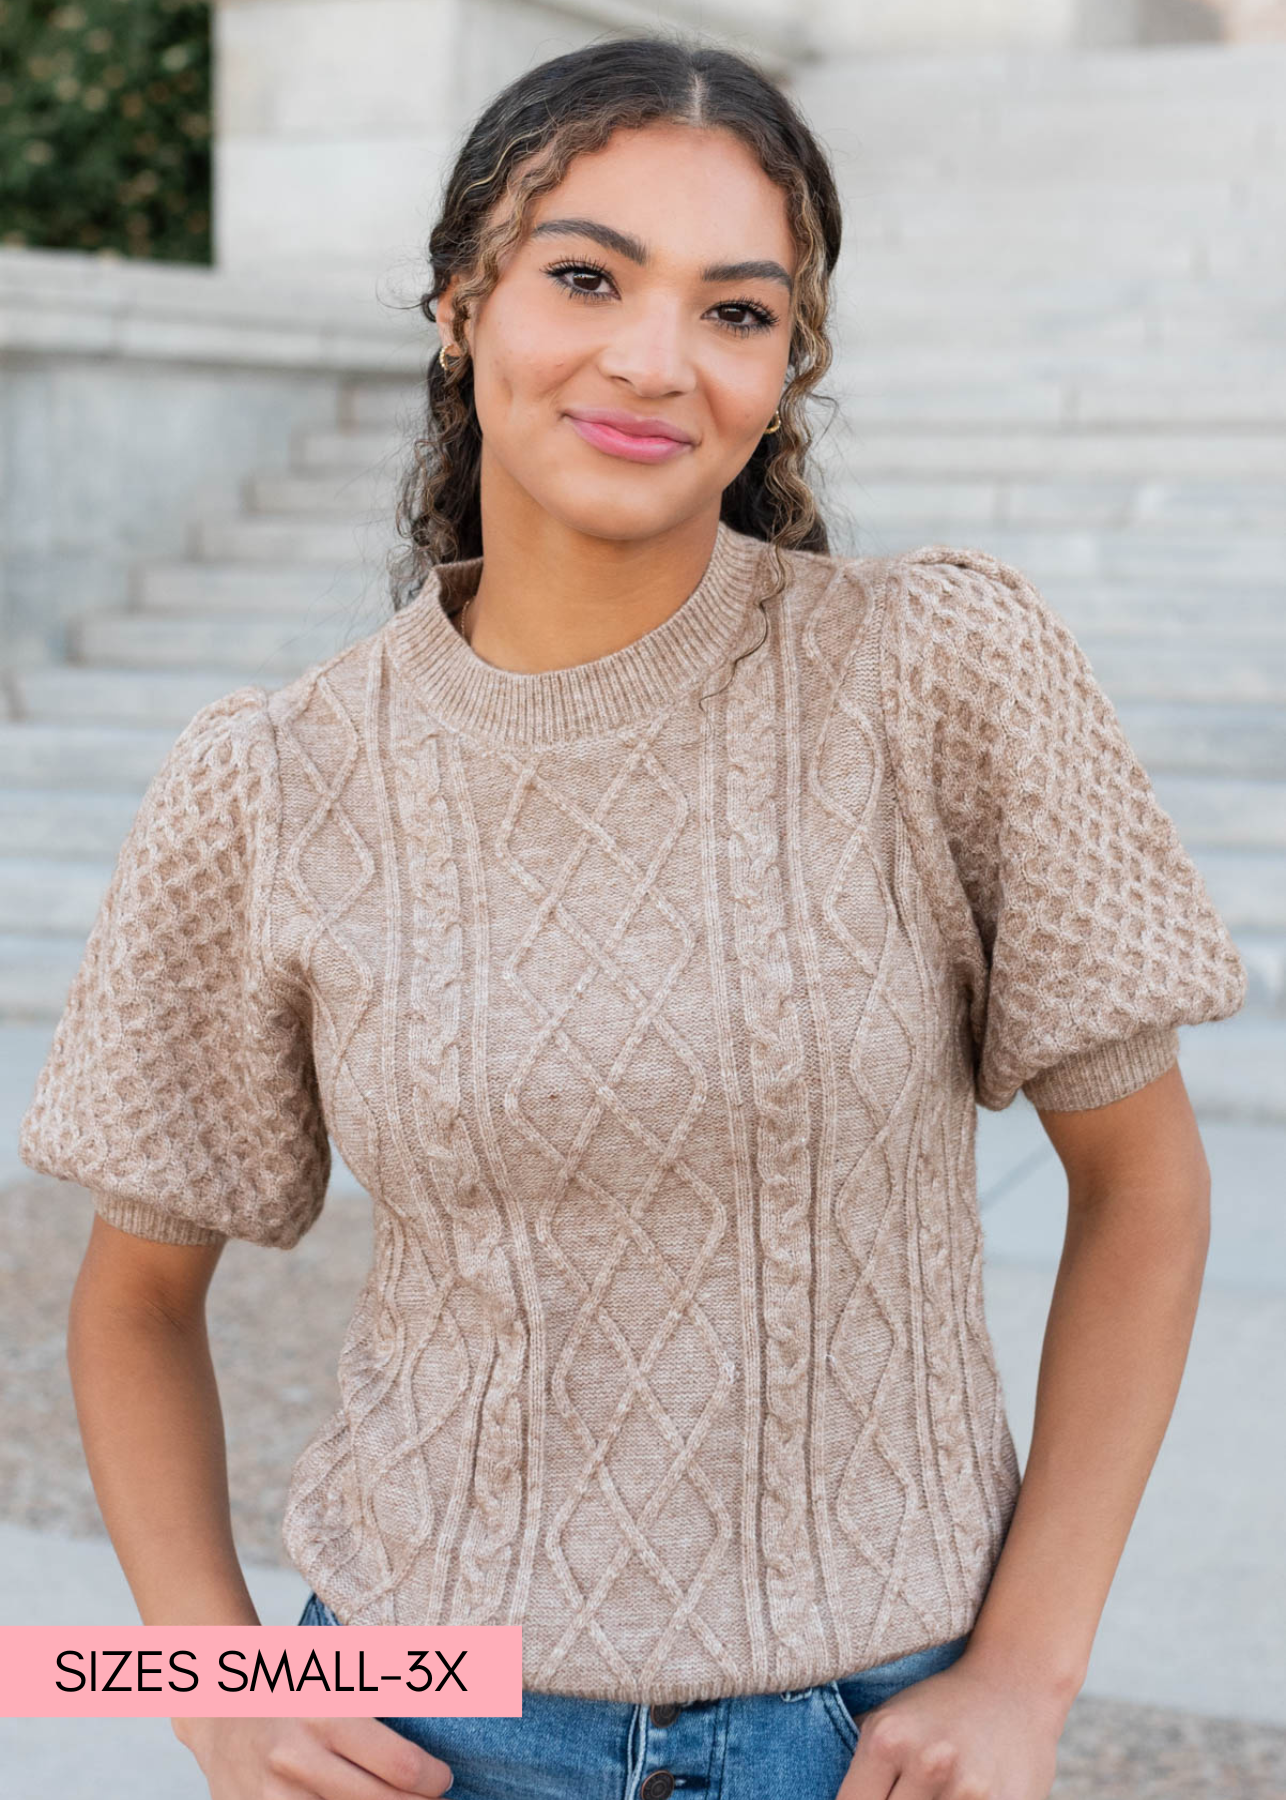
left=20, top=518, right=1247, bottom=1703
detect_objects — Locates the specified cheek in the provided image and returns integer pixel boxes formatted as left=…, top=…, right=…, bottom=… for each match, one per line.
left=708, top=364, right=782, bottom=440
left=480, top=295, right=586, bottom=402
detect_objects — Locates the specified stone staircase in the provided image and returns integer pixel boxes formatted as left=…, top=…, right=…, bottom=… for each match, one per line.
left=3, top=44, right=1283, bottom=1119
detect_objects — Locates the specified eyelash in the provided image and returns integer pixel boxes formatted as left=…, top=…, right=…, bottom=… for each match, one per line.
left=542, top=258, right=780, bottom=336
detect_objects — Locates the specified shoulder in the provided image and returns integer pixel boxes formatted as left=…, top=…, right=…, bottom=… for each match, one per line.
left=876, top=542, right=1077, bottom=658
left=149, top=682, right=277, bottom=804
left=769, top=537, right=1081, bottom=690
left=772, top=536, right=1066, bottom=638
left=864, top=544, right=1092, bottom=731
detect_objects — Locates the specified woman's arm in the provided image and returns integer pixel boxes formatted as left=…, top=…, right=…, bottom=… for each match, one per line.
left=838, top=1059, right=1212, bottom=1799
left=69, top=1216, right=455, bottom=1796
left=963, top=1058, right=1211, bottom=1699
left=66, top=1213, right=260, bottom=1627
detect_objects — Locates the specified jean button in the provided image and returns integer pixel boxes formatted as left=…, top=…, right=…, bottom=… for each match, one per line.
left=641, top=1774, right=675, bottom=1800
left=649, top=1702, right=681, bottom=1727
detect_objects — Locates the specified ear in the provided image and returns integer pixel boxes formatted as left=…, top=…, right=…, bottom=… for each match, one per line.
left=436, top=275, right=463, bottom=357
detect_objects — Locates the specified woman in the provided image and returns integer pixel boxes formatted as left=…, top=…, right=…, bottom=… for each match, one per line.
left=21, top=32, right=1246, bottom=1800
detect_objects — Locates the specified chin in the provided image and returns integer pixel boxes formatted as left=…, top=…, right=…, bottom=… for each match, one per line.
left=534, top=486, right=704, bottom=546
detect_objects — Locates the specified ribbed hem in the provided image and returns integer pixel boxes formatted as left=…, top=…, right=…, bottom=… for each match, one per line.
left=387, top=518, right=767, bottom=745
left=1021, top=1023, right=1180, bottom=1112
left=91, top=1190, right=227, bottom=1247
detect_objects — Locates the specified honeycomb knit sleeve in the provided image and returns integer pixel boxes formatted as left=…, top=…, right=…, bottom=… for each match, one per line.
left=878, top=545, right=1249, bottom=1113
left=19, top=685, right=331, bottom=1247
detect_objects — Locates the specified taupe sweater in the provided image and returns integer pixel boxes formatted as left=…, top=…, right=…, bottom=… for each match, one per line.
left=21, top=519, right=1246, bottom=1703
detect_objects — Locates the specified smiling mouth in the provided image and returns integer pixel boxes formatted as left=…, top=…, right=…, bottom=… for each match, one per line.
left=564, top=414, right=695, bottom=464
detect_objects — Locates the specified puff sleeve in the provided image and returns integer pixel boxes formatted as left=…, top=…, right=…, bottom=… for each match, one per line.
left=878, top=545, right=1248, bottom=1113
left=19, top=685, right=331, bottom=1246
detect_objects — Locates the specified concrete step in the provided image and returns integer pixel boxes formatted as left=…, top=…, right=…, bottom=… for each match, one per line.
left=190, top=514, right=399, bottom=566
left=1074, top=639, right=1286, bottom=704
left=338, top=381, right=423, bottom=432
left=0, top=934, right=85, bottom=1023
left=0, top=723, right=177, bottom=790
left=842, top=202, right=1286, bottom=244
left=832, top=266, right=1286, bottom=309
left=1195, top=853, right=1286, bottom=934
left=832, top=380, right=1286, bottom=426
left=1115, top=702, right=1285, bottom=781
left=134, top=560, right=378, bottom=615
left=859, top=188, right=1286, bottom=241
left=72, top=610, right=362, bottom=676
left=833, top=294, right=1286, bottom=350
left=247, top=468, right=395, bottom=515
left=802, top=51, right=1286, bottom=119
left=848, top=524, right=1286, bottom=586
left=841, top=477, right=1286, bottom=531
left=0, top=859, right=112, bottom=936
left=841, top=137, right=1271, bottom=188
left=806, top=41, right=1286, bottom=94
left=1067, top=380, right=1286, bottom=428
left=800, top=69, right=1278, bottom=181
left=1148, top=775, right=1286, bottom=851
left=1174, top=1015, right=1286, bottom=1126
left=296, top=425, right=444, bottom=472
left=843, top=240, right=1196, bottom=283
left=819, top=433, right=1286, bottom=482
left=0, top=789, right=142, bottom=859
left=841, top=343, right=1286, bottom=382
left=1234, top=932, right=1286, bottom=1017
left=1002, top=584, right=1286, bottom=639
left=14, top=668, right=272, bottom=729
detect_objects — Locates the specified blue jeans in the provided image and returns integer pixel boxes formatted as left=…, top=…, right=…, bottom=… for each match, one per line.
left=297, top=1589, right=970, bottom=1798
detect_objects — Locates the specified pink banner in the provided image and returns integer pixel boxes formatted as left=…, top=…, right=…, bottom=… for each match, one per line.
left=0, top=1625, right=522, bottom=1718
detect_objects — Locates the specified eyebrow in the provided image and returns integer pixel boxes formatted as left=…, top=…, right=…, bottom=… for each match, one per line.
left=529, top=216, right=794, bottom=297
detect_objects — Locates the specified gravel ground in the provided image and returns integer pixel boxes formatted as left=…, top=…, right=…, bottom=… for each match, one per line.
left=0, top=1172, right=371, bottom=1558
left=3, top=1172, right=1284, bottom=1799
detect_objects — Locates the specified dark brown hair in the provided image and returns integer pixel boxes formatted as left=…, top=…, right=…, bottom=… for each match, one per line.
left=387, top=30, right=845, bottom=637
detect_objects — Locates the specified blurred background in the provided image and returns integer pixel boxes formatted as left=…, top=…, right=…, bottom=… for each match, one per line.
left=1, top=2, right=1284, bottom=1794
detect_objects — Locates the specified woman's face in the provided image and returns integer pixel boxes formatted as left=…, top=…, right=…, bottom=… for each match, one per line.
left=438, top=121, right=799, bottom=544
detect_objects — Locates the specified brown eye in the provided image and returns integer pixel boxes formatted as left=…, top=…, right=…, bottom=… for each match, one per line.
left=543, top=261, right=779, bottom=338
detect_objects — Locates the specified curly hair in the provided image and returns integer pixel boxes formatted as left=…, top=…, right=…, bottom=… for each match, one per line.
left=387, top=30, right=845, bottom=680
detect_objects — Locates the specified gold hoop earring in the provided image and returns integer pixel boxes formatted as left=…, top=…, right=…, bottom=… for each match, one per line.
left=763, top=410, right=782, bottom=435
left=439, top=341, right=464, bottom=372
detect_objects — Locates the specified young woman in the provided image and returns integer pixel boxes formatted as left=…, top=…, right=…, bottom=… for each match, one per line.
left=21, top=33, right=1246, bottom=1800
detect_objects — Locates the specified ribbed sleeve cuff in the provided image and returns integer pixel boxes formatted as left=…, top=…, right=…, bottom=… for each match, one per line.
left=1021, top=1023, right=1180, bottom=1112
left=91, top=1191, right=227, bottom=1247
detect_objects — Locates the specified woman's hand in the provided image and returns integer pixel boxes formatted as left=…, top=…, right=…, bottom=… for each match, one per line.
left=834, top=1652, right=1071, bottom=1800
left=173, top=1715, right=454, bottom=1798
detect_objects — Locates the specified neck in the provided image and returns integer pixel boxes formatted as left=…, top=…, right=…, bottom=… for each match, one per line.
left=461, top=470, right=724, bottom=677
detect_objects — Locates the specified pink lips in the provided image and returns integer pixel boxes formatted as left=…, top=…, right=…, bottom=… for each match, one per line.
left=564, top=409, right=695, bottom=464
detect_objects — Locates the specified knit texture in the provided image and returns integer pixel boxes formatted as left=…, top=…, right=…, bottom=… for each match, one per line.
left=21, top=519, right=1247, bottom=1702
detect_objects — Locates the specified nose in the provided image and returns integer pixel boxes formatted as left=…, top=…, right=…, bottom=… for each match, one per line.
left=595, top=297, right=696, bottom=397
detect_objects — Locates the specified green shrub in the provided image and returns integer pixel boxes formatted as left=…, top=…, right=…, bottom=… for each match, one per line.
left=0, top=0, right=211, bottom=264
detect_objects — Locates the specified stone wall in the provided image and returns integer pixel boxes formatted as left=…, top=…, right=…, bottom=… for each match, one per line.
left=0, top=246, right=418, bottom=670
left=212, top=0, right=1284, bottom=285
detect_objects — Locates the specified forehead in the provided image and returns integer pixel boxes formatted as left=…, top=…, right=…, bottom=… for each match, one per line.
left=521, top=122, right=797, bottom=267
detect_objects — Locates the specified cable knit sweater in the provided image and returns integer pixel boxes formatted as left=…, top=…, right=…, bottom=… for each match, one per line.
left=20, top=518, right=1247, bottom=1703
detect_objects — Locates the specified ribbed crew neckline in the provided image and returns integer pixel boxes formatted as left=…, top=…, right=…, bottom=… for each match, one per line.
left=387, top=518, right=767, bottom=744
